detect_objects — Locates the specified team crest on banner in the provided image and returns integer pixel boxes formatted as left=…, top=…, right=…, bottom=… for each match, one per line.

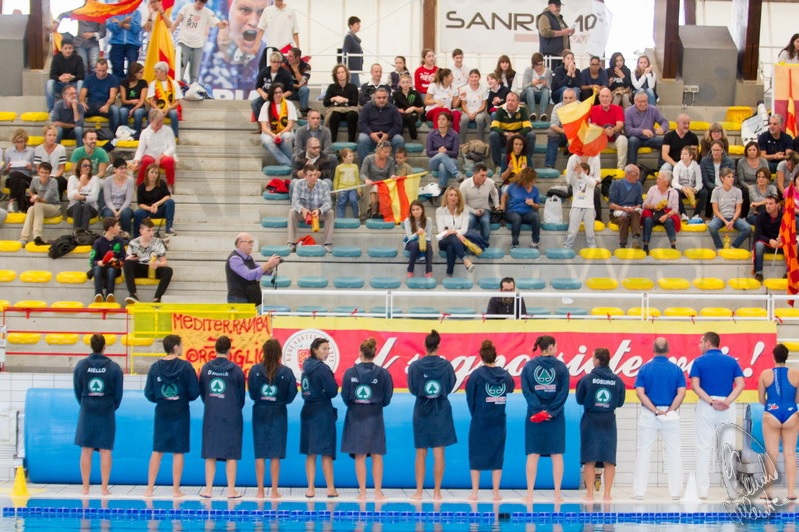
left=282, top=328, right=341, bottom=380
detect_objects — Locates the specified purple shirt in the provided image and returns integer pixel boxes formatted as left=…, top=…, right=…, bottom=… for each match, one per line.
left=624, top=104, right=669, bottom=139
left=228, top=248, right=266, bottom=282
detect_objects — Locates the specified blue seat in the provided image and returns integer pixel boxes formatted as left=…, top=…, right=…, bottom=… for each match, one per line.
left=331, top=246, right=361, bottom=257
left=262, top=191, right=289, bottom=201
left=334, top=218, right=361, bottom=229
left=331, top=141, right=357, bottom=152
left=411, top=167, right=426, bottom=174
left=296, top=305, right=327, bottom=313
left=555, top=307, right=589, bottom=316
left=516, top=278, right=547, bottom=290
left=297, top=276, right=328, bottom=288
left=409, top=306, right=438, bottom=315
left=405, top=143, right=424, bottom=153
left=260, top=276, right=291, bottom=288
left=261, top=217, right=288, bottom=228
left=509, top=248, right=540, bottom=259
left=366, top=219, right=397, bottom=229
left=545, top=248, right=577, bottom=260
left=533, top=145, right=546, bottom=154
left=260, top=245, right=291, bottom=257
left=260, top=305, right=291, bottom=313
left=505, top=224, right=532, bottom=231
left=430, top=170, right=439, bottom=178
left=478, top=277, right=502, bottom=290
left=464, top=169, right=495, bottom=178
left=263, top=165, right=291, bottom=176
left=536, top=168, right=561, bottom=179
left=490, top=223, right=501, bottom=230
left=333, top=276, right=364, bottom=289
left=296, top=118, right=307, bottom=127
left=402, top=249, right=428, bottom=262
left=333, top=305, right=361, bottom=314
left=406, top=277, right=437, bottom=289
left=368, top=247, right=398, bottom=258
left=531, top=121, right=551, bottom=129
left=526, top=307, right=552, bottom=316
left=542, top=223, right=569, bottom=231
left=481, top=247, right=505, bottom=259
left=370, top=306, right=390, bottom=317
left=296, top=245, right=327, bottom=257
left=550, top=278, right=582, bottom=290
left=442, top=277, right=473, bottom=290
left=370, top=277, right=401, bottom=289
left=444, top=307, right=477, bottom=315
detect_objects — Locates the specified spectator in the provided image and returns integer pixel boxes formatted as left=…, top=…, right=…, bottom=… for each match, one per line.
left=395, top=147, right=412, bottom=176
left=357, top=87, right=404, bottom=163
left=752, top=195, right=783, bottom=282
left=50, top=84, right=85, bottom=147
left=403, top=200, right=433, bottom=278
left=458, top=69, right=488, bottom=143
left=393, top=73, right=424, bottom=141
left=425, top=68, right=462, bottom=133
left=778, top=33, right=799, bottom=63
left=70, top=130, right=109, bottom=177
left=52, top=13, right=105, bottom=75
left=777, top=151, right=799, bottom=193
left=631, top=55, right=657, bottom=105
left=661, top=113, right=698, bottom=171
left=544, top=87, right=576, bottom=168
left=101, top=158, right=135, bottom=238
left=134, top=163, right=176, bottom=237
left=537, top=0, right=573, bottom=69
left=624, top=90, right=668, bottom=168
left=341, top=16, right=363, bottom=85
left=170, top=0, right=226, bottom=84
left=323, top=64, right=359, bottom=143
left=291, top=136, right=333, bottom=186
left=287, top=163, right=334, bottom=253
left=748, top=168, right=778, bottom=225
left=132, top=109, right=177, bottom=189
left=253, top=0, right=300, bottom=64
left=414, top=48, right=438, bottom=94
left=3, top=129, right=34, bottom=213
left=459, top=163, right=498, bottom=244
left=436, top=186, right=475, bottom=275
left=579, top=56, right=609, bottom=101
left=360, top=141, right=397, bottom=218
left=759, top=114, right=794, bottom=173
left=33, top=126, right=67, bottom=198
left=737, top=141, right=770, bottom=193
left=359, top=63, right=391, bottom=106
left=251, top=52, right=294, bottom=123
left=608, top=165, right=644, bottom=249
left=259, top=83, right=296, bottom=166
left=494, top=55, right=516, bottom=90
left=708, top=167, right=751, bottom=250
left=699, top=122, right=729, bottom=157
left=486, top=277, right=528, bottom=318
left=499, top=134, right=529, bottom=191
left=124, top=217, right=173, bottom=304
left=147, top=61, right=182, bottom=139
left=551, top=49, right=580, bottom=103
left=671, top=146, right=705, bottom=220
left=283, top=47, right=311, bottom=115
left=450, top=49, right=469, bottom=89
left=293, top=109, right=333, bottom=160
left=67, top=157, right=101, bottom=232
left=91, top=217, right=127, bottom=303
left=700, top=139, right=736, bottom=217
left=117, top=62, right=148, bottom=138
left=106, top=10, right=143, bottom=78
left=79, top=58, right=119, bottom=133
left=641, top=171, right=679, bottom=254
left=226, top=232, right=281, bottom=305
left=46, top=38, right=84, bottom=112
left=486, top=72, right=510, bottom=115
left=606, top=52, right=633, bottom=108
left=19, top=162, right=59, bottom=247
left=501, top=167, right=541, bottom=249
left=521, top=52, right=552, bottom=122
left=489, top=92, right=536, bottom=168
left=389, top=55, right=410, bottom=92
left=333, top=148, right=359, bottom=218
left=564, top=153, right=602, bottom=220
left=588, top=87, right=627, bottom=169
left=426, top=111, right=462, bottom=190
left=563, top=161, right=600, bottom=249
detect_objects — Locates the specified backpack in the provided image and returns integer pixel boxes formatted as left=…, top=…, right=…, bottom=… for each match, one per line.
left=74, top=229, right=101, bottom=246
left=48, top=234, right=78, bottom=259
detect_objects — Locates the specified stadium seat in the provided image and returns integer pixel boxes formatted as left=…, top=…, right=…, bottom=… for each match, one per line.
left=369, top=307, right=390, bottom=317
left=14, top=300, right=47, bottom=308
left=478, top=278, right=501, bottom=290
left=622, top=277, right=655, bottom=290
left=45, top=333, right=79, bottom=345
left=51, top=301, right=84, bottom=308
left=89, top=302, right=121, bottom=309
left=297, top=276, right=328, bottom=288
left=260, top=276, right=291, bottom=288
left=550, top=278, right=582, bottom=290
left=365, top=219, right=397, bottom=229
left=727, top=145, right=744, bottom=156
left=20, top=111, right=49, bottom=122
left=481, top=247, right=505, bottom=259
left=367, top=247, right=398, bottom=258
left=296, top=305, right=328, bottom=313
left=7, top=333, right=41, bottom=344
left=260, top=245, right=292, bottom=257
left=536, top=168, right=560, bottom=179
left=27, top=135, right=44, bottom=146
left=725, top=106, right=753, bottom=125
left=66, top=216, right=99, bottom=226
left=728, top=278, right=762, bottom=290
left=648, top=248, right=681, bottom=260
left=406, top=277, right=437, bottom=289
left=334, top=218, right=361, bottom=229
left=296, top=245, right=327, bottom=257
left=0, top=111, right=17, bottom=121
left=83, top=333, right=116, bottom=346
left=20, top=270, right=53, bottom=283
left=578, top=221, right=606, bottom=231
left=764, top=278, right=788, bottom=291
left=404, top=142, right=424, bottom=153
left=332, top=306, right=362, bottom=314
left=601, top=168, right=624, bottom=179
left=56, top=271, right=88, bottom=284
left=579, top=248, right=611, bottom=260
left=525, top=307, right=552, bottom=316
left=544, top=248, right=575, bottom=260
left=684, top=248, right=717, bottom=260
left=555, top=307, right=589, bottom=316
left=700, top=307, right=734, bottom=317
left=331, top=141, right=357, bottom=152
left=408, top=306, right=439, bottom=316
left=735, top=307, right=768, bottom=318
left=627, top=307, right=661, bottom=317
left=516, top=278, right=547, bottom=290
left=262, top=165, right=291, bottom=176
left=775, top=308, right=799, bottom=319
left=658, top=278, right=690, bottom=290
left=614, top=248, right=646, bottom=260
left=663, top=307, right=698, bottom=317
left=585, top=278, right=619, bottom=290
left=0, top=240, right=22, bottom=252
left=442, top=277, right=473, bottom=290
left=263, top=191, right=289, bottom=200
left=115, top=139, right=139, bottom=149
left=444, top=307, right=477, bottom=316
left=541, top=222, right=569, bottom=231
left=261, top=217, right=288, bottom=228
left=719, top=248, right=751, bottom=260
left=591, top=307, right=625, bottom=316
left=331, top=246, right=362, bottom=257
left=370, top=277, right=401, bottom=289
left=333, top=276, right=364, bottom=289
left=681, top=223, right=707, bottom=233
left=261, top=305, right=291, bottom=313
left=510, top=248, right=541, bottom=259
left=693, top=277, right=725, bottom=290
left=25, top=240, right=50, bottom=253
left=0, top=270, right=17, bottom=282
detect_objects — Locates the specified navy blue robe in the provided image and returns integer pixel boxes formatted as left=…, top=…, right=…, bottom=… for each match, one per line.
left=199, top=357, right=246, bottom=460
left=465, top=365, right=515, bottom=470
left=575, top=365, right=626, bottom=464
left=521, top=355, right=570, bottom=455
left=73, top=352, right=124, bottom=450
left=300, top=357, right=338, bottom=457
left=407, top=355, right=457, bottom=449
left=248, top=364, right=298, bottom=459
left=341, top=362, right=394, bottom=456
left=144, top=357, right=200, bottom=453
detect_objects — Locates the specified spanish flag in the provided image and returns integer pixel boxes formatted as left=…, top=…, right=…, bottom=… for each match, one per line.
left=144, top=0, right=176, bottom=81
left=556, top=88, right=608, bottom=157
left=780, top=185, right=799, bottom=305
left=376, top=173, right=423, bottom=223
left=70, top=0, right=143, bottom=23
left=788, top=70, right=797, bottom=138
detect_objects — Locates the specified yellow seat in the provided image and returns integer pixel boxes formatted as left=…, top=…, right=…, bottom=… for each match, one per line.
left=700, top=307, right=734, bottom=317
left=65, top=162, right=73, bottom=172
left=591, top=306, right=625, bottom=316
left=14, top=300, right=47, bottom=308
left=5, top=212, right=25, bottom=224
left=0, top=111, right=17, bottom=121
left=606, top=222, right=619, bottom=232
left=83, top=333, right=117, bottom=346
left=45, top=333, right=79, bottom=345
left=88, top=302, right=122, bottom=309
left=0, top=269, right=17, bottom=282
left=19, top=270, right=52, bottom=283
left=600, top=168, right=624, bottom=179
left=623, top=277, right=655, bottom=290
left=658, top=278, right=691, bottom=290
left=765, top=278, right=788, bottom=291
left=134, top=277, right=160, bottom=285
left=0, top=240, right=22, bottom=252
left=20, top=111, right=49, bottom=122
left=84, top=116, right=109, bottom=124
left=586, top=277, right=619, bottom=290
left=25, top=241, right=50, bottom=252
left=7, top=333, right=41, bottom=344
left=681, top=223, right=707, bottom=232
left=693, top=277, right=725, bottom=290
left=638, top=147, right=654, bottom=154
left=150, top=218, right=166, bottom=227
left=579, top=221, right=606, bottom=231
left=614, top=248, right=646, bottom=260
left=728, top=278, right=762, bottom=290
left=44, top=215, right=63, bottom=225
left=649, top=248, right=681, bottom=260
left=121, top=334, right=154, bottom=347
left=684, top=248, right=717, bottom=260
left=115, top=140, right=139, bottom=149
left=0, top=300, right=9, bottom=310
left=628, top=307, right=661, bottom=317
left=689, top=120, right=711, bottom=131
left=736, top=307, right=768, bottom=318
left=782, top=341, right=799, bottom=352
left=579, top=248, right=612, bottom=260
left=61, top=139, right=76, bottom=147
left=775, top=308, right=799, bottom=319
left=71, top=245, right=92, bottom=254
left=27, top=135, right=44, bottom=146
left=663, top=307, right=698, bottom=317
left=719, top=248, right=751, bottom=260
left=727, top=145, right=745, bottom=156
left=51, top=301, right=84, bottom=308
left=725, top=106, right=753, bottom=125
left=56, top=271, right=88, bottom=284
left=66, top=216, right=99, bottom=225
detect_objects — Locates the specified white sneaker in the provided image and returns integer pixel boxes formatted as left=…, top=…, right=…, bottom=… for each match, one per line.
left=681, top=213, right=689, bottom=222
left=8, top=201, right=18, bottom=213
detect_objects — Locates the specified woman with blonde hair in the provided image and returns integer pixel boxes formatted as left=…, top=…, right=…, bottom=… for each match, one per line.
left=436, top=186, right=474, bottom=275
left=4, top=128, right=35, bottom=213
left=66, top=156, right=100, bottom=231
left=632, top=54, right=657, bottom=105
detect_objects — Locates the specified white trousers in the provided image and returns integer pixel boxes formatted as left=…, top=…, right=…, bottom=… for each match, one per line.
left=695, top=399, right=736, bottom=497
left=632, top=406, right=683, bottom=498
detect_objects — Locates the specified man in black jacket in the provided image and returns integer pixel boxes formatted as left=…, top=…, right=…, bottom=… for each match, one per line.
left=226, top=232, right=281, bottom=305
left=752, top=195, right=783, bottom=282
left=46, top=39, right=85, bottom=112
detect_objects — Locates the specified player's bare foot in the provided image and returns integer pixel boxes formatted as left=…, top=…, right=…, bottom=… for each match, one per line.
left=256, top=490, right=265, bottom=499
left=433, top=490, right=443, bottom=501
left=270, top=489, right=282, bottom=499
left=522, top=492, right=533, bottom=503
left=584, top=493, right=594, bottom=502
left=173, top=490, right=185, bottom=498
left=100, top=488, right=111, bottom=496
left=409, top=490, right=423, bottom=500
left=357, top=489, right=367, bottom=501
left=467, top=490, right=478, bottom=501
left=227, top=490, right=242, bottom=499
left=305, top=488, right=315, bottom=498
left=81, top=487, right=90, bottom=496
left=493, top=492, right=502, bottom=501
left=603, top=495, right=613, bottom=501
left=375, top=490, right=387, bottom=501
left=143, top=488, right=154, bottom=498
left=553, top=493, right=564, bottom=503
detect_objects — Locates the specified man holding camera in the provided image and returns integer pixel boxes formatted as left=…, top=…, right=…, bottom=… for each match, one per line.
left=226, top=232, right=282, bottom=305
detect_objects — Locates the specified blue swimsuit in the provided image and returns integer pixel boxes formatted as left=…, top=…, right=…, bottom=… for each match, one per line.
left=765, top=367, right=798, bottom=424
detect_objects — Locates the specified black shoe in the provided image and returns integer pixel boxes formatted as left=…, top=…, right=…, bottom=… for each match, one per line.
left=643, top=245, right=649, bottom=254
left=125, top=294, right=139, bottom=305
left=371, top=212, right=383, bottom=219
left=755, top=273, right=764, bottom=283
left=33, top=236, right=47, bottom=246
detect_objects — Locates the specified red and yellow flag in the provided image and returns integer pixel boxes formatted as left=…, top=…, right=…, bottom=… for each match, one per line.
left=788, top=70, right=797, bottom=138
left=780, top=185, right=799, bottom=305
left=556, top=88, right=608, bottom=157
left=70, top=0, right=143, bottom=23
left=376, top=173, right=423, bottom=223
left=144, top=1, right=176, bottom=81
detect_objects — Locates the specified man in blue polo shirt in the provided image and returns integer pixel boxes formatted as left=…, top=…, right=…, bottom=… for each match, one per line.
left=79, top=58, right=120, bottom=133
left=633, top=337, right=686, bottom=500
left=689, top=331, right=745, bottom=499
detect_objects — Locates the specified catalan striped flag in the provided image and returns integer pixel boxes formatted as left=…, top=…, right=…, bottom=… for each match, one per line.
left=788, top=70, right=798, bottom=138
left=144, top=0, right=176, bottom=81
left=376, top=173, right=423, bottom=223
left=69, top=0, right=143, bottom=23
left=780, top=185, right=799, bottom=305
left=556, top=88, right=608, bottom=157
